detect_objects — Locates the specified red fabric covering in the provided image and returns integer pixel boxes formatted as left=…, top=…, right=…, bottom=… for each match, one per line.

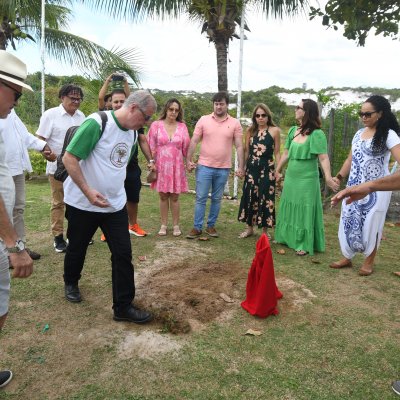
left=241, top=233, right=283, bottom=318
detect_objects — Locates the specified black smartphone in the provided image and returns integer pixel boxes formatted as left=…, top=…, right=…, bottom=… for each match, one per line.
left=112, top=74, right=124, bottom=81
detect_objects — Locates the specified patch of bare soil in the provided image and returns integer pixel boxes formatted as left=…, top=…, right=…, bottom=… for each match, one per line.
left=139, top=258, right=247, bottom=334
left=118, top=331, right=182, bottom=360
left=133, top=241, right=320, bottom=334
left=277, top=277, right=317, bottom=312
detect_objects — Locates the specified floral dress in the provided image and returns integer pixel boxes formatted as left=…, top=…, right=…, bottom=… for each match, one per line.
left=147, top=120, right=190, bottom=194
left=238, top=129, right=276, bottom=228
left=338, top=128, right=400, bottom=258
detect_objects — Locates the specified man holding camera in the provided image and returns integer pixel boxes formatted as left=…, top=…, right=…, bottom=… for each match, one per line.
left=98, top=73, right=130, bottom=111
left=98, top=74, right=153, bottom=239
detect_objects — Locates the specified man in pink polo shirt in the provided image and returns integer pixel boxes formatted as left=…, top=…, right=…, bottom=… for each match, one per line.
left=186, top=92, right=244, bottom=239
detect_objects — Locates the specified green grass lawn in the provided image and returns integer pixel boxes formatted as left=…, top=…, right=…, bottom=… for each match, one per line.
left=0, top=178, right=399, bottom=400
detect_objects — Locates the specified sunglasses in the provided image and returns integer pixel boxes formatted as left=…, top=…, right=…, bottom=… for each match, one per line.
left=138, top=106, right=152, bottom=122
left=168, top=107, right=180, bottom=113
left=67, top=96, right=83, bottom=103
left=255, top=113, right=267, bottom=118
left=358, top=111, right=377, bottom=118
left=1, top=80, right=23, bottom=101
left=295, top=105, right=304, bottom=111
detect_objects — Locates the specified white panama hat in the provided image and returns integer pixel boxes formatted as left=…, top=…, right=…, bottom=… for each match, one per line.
left=0, top=50, right=33, bottom=91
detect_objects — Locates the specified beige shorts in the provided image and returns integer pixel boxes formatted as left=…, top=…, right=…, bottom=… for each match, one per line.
left=0, top=248, right=10, bottom=317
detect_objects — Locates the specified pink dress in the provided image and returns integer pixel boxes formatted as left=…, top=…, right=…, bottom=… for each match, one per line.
left=147, top=120, right=190, bottom=193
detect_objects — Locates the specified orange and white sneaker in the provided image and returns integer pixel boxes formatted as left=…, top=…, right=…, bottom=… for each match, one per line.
left=100, top=233, right=107, bottom=242
left=129, top=223, right=147, bottom=237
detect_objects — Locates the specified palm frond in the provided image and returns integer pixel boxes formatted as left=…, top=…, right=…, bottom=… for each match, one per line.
left=44, top=28, right=141, bottom=84
left=251, top=0, right=309, bottom=18
left=78, top=0, right=191, bottom=21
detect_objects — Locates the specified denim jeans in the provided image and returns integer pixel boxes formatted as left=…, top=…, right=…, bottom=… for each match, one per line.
left=64, top=204, right=134, bottom=312
left=194, top=165, right=230, bottom=230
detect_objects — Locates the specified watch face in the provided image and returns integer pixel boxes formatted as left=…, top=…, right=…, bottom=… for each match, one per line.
left=16, top=240, right=25, bottom=251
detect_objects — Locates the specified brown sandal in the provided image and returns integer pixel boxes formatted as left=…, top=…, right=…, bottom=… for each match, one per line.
left=329, top=260, right=353, bottom=269
left=359, top=266, right=373, bottom=276
left=238, top=230, right=254, bottom=239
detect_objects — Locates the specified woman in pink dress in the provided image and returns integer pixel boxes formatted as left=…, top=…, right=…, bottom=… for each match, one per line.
left=147, top=98, right=190, bottom=236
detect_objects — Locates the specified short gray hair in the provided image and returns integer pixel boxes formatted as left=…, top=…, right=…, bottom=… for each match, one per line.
left=123, top=90, right=157, bottom=112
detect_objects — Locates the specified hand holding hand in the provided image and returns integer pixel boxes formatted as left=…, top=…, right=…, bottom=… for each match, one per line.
left=326, top=177, right=340, bottom=192
left=275, top=171, right=283, bottom=182
left=187, top=161, right=196, bottom=172
left=147, top=161, right=156, bottom=171
left=42, top=145, right=57, bottom=161
left=235, top=168, right=244, bottom=178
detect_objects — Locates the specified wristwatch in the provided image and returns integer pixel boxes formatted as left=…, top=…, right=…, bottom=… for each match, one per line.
left=6, top=239, right=25, bottom=253
left=149, top=159, right=155, bottom=163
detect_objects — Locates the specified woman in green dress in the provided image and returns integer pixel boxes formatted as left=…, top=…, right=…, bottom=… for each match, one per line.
left=238, top=103, right=281, bottom=238
left=275, top=99, right=338, bottom=255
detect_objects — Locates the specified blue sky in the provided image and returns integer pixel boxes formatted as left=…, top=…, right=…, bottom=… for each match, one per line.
left=10, top=2, right=400, bottom=92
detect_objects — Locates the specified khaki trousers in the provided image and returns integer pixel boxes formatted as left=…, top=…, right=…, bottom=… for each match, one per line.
left=48, top=174, right=64, bottom=237
left=12, top=174, right=26, bottom=242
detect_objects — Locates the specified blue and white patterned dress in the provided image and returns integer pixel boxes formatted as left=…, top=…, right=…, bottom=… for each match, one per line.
left=338, top=128, right=400, bottom=258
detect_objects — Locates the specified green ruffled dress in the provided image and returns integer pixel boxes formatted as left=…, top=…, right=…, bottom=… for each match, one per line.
left=275, top=126, right=327, bottom=255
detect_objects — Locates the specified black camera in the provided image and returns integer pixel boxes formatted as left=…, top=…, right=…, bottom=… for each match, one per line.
left=112, top=74, right=124, bottom=82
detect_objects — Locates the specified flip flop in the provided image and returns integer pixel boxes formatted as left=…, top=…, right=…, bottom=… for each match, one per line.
left=295, top=250, right=308, bottom=256
left=238, top=230, right=254, bottom=239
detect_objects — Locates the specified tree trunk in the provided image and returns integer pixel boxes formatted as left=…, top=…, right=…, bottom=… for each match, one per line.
left=214, top=36, right=228, bottom=92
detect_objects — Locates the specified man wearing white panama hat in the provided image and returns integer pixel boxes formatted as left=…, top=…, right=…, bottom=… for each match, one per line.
left=0, top=50, right=34, bottom=389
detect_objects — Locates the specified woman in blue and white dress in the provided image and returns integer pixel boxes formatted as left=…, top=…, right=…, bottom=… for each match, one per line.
left=330, top=95, right=400, bottom=276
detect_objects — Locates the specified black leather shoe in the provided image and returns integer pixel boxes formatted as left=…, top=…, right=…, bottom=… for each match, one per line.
left=26, top=248, right=41, bottom=260
left=113, top=305, right=153, bottom=324
left=65, top=284, right=82, bottom=303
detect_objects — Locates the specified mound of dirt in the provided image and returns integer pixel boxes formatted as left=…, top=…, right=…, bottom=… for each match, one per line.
left=138, top=260, right=247, bottom=334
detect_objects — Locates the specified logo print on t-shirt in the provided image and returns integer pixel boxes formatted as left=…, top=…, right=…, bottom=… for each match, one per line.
left=110, top=143, right=129, bottom=168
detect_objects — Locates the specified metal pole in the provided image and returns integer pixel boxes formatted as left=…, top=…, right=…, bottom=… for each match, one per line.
left=40, top=0, right=45, bottom=114
left=233, top=4, right=245, bottom=199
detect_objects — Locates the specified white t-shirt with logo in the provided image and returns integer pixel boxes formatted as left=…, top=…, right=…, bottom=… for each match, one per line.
left=63, top=111, right=138, bottom=213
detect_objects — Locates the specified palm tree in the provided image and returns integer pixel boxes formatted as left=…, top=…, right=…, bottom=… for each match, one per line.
left=0, top=0, right=141, bottom=83
left=79, top=0, right=309, bottom=91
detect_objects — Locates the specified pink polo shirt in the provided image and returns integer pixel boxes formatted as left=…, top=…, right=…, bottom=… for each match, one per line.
left=193, top=113, right=242, bottom=168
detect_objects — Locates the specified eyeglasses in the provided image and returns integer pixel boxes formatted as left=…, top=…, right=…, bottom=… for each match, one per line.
left=1, top=80, right=23, bottom=101
left=168, top=107, right=180, bottom=113
left=67, top=96, right=83, bottom=103
left=295, top=106, right=304, bottom=111
left=255, top=113, right=267, bottom=118
left=358, top=111, right=377, bottom=118
left=138, top=106, right=152, bottom=122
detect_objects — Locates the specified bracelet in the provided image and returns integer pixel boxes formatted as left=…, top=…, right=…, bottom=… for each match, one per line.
left=335, top=173, right=344, bottom=182
left=149, top=159, right=155, bottom=163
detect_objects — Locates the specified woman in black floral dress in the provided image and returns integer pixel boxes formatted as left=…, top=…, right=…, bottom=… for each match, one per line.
left=238, top=103, right=281, bottom=238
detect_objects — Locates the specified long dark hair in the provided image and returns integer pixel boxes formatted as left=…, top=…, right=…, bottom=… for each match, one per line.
left=364, top=95, right=400, bottom=154
left=249, top=103, right=276, bottom=137
left=299, top=99, right=321, bottom=135
left=159, top=98, right=183, bottom=122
